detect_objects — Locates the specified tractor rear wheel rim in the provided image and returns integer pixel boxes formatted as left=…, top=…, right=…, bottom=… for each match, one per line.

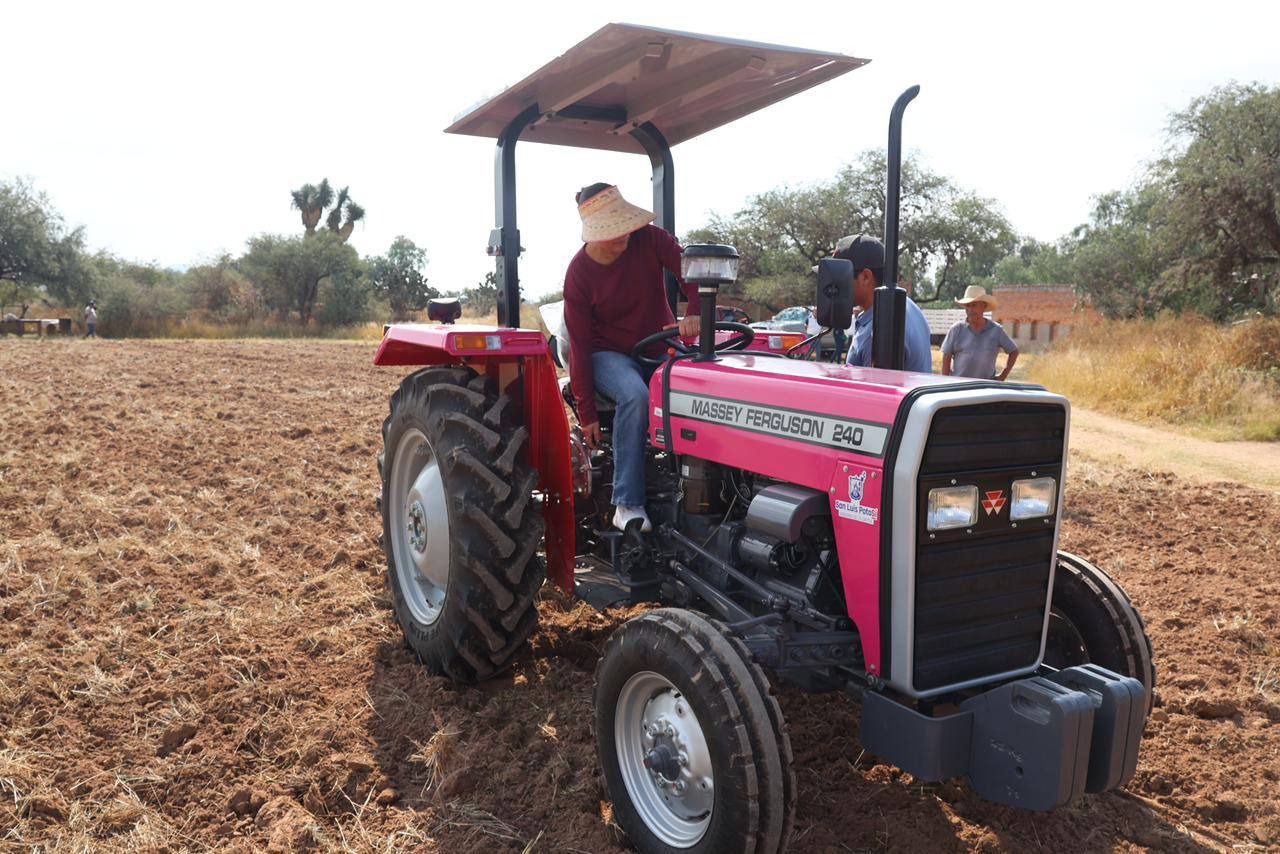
left=616, top=671, right=712, bottom=847
left=390, top=428, right=450, bottom=625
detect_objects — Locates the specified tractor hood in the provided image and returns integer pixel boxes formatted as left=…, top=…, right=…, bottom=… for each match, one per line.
left=650, top=355, right=971, bottom=485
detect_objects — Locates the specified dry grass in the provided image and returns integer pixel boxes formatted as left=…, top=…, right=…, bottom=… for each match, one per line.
left=1028, top=315, right=1280, bottom=440
left=139, top=317, right=387, bottom=341
left=408, top=718, right=461, bottom=795
left=138, top=304, right=546, bottom=341
left=458, top=304, right=549, bottom=333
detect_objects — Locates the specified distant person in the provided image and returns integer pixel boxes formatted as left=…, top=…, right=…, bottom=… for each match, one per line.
left=833, top=234, right=932, bottom=373
left=803, top=307, right=825, bottom=360
left=84, top=300, right=98, bottom=338
left=941, top=286, right=1019, bottom=380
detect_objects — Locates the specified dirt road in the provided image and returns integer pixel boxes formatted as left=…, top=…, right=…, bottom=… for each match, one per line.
left=1070, top=407, right=1280, bottom=494
left=2, top=339, right=1278, bottom=851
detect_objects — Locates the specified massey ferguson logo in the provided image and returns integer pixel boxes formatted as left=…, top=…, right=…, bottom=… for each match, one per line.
left=982, top=489, right=1007, bottom=516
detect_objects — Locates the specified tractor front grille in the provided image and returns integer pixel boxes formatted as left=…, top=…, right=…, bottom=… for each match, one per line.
left=913, top=530, right=1055, bottom=690
left=911, top=402, right=1065, bottom=693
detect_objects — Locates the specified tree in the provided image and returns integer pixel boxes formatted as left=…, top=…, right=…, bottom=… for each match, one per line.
left=686, top=152, right=1014, bottom=310
left=1156, top=83, right=1280, bottom=317
left=324, top=186, right=366, bottom=243
left=1023, top=83, right=1280, bottom=320
left=317, top=268, right=373, bottom=326
left=463, top=272, right=498, bottom=316
left=240, top=231, right=364, bottom=322
left=0, top=178, right=94, bottom=307
left=290, top=179, right=365, bottom=243
left=290, top=180, right=334, bottom=234
left=89, top=255, right=188, bottom=336
left=370, top=236, right=436, bottom=319
left=987, top=238, right=1074, bottom=286
left=1066, top=187, right=1177, bottom=318
left=185, top=255, right=262, bottom=322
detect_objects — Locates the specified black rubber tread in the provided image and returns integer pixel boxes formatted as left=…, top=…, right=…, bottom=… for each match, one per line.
left=666, top=610, right=795, bottom=854
left=711, top=623, right=796, bottom=850
left=594, top=608, right=791, bottom=854
left=1051, top=551, right=1157, bottom=712
left=380, top=366, right=545, bottom=683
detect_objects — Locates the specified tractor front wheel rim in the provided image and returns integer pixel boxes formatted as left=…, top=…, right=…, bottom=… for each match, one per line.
left=615, top=671, right=713, bottom=847
left=390, top=428, right=450, bottom=625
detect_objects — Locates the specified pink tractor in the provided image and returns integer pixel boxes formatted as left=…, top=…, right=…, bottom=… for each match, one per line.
left=373, top=24, right=1153, bottom=853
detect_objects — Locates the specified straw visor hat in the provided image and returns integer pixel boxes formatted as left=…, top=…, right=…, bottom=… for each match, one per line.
left=955, top=285, right=999, bottom=310
left=578, top=186, right=655, bottom=242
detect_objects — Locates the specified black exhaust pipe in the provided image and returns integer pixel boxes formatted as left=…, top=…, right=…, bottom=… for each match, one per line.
left=872, top=85, right=920, bottom=371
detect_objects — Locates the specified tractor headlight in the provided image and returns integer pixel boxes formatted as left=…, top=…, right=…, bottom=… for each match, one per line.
left=927, top=485, right=978, bottom=530
left=681, top=244, right=740, bottom=286
left=1010, top=477, right=1057, bottom=520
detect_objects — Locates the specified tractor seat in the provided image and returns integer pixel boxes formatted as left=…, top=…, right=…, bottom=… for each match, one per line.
left=541, top=300, right=617, bottom=419
left=559, top=377, right=616, bottom=415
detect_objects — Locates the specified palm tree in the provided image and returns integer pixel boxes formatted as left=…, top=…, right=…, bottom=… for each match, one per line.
left=324, top=186, right=365, bottom=243
left=290, top=179, right=334, bottom=234
left=325, top=186, right=350, bottom=233
left=337, top=202, right=365, bottom=243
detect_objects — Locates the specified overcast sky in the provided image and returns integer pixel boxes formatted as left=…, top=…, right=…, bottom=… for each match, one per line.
left=5, top=0, right=1279, bottom=300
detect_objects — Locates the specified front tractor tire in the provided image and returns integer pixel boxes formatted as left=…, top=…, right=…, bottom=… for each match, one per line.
left=380, top=366, right=545, bottom=683
left=594, top=609, right=795, bottom=854
left=1045, top=551, right=1156, bottom=710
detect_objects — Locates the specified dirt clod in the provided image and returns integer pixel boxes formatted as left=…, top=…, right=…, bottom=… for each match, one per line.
left=435, top=767, right=476, bottom=800
left=229, top=788, right=269, bottom=817
left=1189, top=696, right=1240, bottom=719
left=160, top=722, right=199, bottom=755
left=19, top=792, right=68, bottom=823
left=256, top=796, right=319, bottom=852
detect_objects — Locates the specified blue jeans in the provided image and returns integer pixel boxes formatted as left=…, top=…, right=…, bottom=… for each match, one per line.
left=591, top=350, right=654, bottom=508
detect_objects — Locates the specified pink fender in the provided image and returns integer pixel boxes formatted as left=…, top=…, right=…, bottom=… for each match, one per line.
left=374, top=323, right=548, bottom=365
left=375, top=324, right=575, bottom=592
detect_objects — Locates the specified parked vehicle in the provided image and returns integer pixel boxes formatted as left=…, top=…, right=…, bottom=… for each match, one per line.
left=371, top=24, right=1152, bottom=854
left=751, top=306, right=835, bottom=358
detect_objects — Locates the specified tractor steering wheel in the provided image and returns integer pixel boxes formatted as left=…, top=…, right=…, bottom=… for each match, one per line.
left=630, top=321, right=755, bottom=368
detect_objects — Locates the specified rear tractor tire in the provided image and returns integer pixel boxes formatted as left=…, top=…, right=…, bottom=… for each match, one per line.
left=380, top=366, right=545, bottom=683
left=1045, top=551, right=1156, bottom=711
left=594, top=609, right=795, bottom=854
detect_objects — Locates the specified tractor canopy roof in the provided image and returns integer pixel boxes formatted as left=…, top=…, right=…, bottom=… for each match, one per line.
left=445, top=23, right=868, bottom=154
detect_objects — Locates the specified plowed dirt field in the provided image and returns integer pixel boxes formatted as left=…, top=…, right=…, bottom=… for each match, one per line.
left=2, top=339, right=1278, bottom=852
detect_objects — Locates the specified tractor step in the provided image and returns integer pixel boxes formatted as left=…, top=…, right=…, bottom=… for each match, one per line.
left=573, top=556, right=634, bottom=611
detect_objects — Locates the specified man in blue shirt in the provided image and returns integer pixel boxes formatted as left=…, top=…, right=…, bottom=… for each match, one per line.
left=833, top=234, right=933, bottom=373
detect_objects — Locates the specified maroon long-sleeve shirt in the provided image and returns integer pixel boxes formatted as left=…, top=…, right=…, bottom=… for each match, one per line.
left=563, top=225, right=699, bottom=425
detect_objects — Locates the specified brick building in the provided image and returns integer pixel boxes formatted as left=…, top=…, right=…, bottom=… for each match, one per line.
left=990, top=284, right=1098, bottom=352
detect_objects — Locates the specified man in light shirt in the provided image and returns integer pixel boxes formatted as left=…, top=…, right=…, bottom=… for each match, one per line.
left=940, top=286, right=1019, bottom=380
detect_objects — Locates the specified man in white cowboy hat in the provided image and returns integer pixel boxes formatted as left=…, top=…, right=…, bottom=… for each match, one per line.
left=563, top=183, right=702, bottom=533
left=941, top=285, right=1019, bottom=380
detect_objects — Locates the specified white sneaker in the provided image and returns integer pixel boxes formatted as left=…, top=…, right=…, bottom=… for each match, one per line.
left=613, top=505, right=652, bottom=533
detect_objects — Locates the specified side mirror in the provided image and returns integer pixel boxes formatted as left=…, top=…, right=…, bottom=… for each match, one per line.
left=814, top=258, right=854, bottom=330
